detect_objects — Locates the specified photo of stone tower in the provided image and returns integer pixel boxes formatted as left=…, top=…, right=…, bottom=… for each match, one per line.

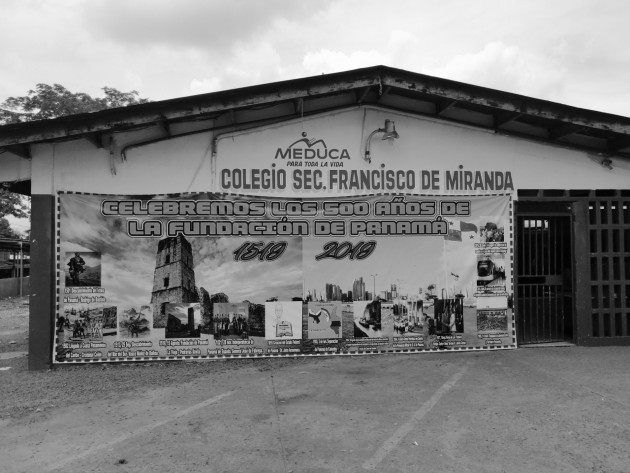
left=150, top=235, right=198, bottom=324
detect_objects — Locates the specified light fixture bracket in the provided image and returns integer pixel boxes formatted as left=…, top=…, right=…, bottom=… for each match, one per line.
left=364, top=119, right=399, bottom=163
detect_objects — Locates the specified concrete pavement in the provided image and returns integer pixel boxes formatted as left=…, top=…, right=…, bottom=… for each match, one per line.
left=2, top=346, right=630, bottom=473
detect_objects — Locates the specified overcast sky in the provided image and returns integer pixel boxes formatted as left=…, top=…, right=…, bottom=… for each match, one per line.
left=2, top=0, right=630, bottom=117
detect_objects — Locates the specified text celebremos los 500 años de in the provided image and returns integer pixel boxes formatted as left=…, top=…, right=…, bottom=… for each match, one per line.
left=101, top=197, right=469, bottom=262
left=100, top=197, right=469, bottom=241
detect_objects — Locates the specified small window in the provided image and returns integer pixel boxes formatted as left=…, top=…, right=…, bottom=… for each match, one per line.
left=164, top=277, right=170, bottom=288
left=165, top=255, right=171, bottom=264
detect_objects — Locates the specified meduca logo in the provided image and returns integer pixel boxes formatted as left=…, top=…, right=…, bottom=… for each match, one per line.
left=274, top=132, right=351, bottom=160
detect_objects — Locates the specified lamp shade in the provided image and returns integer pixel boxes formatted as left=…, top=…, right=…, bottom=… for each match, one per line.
left=381, top=119, right=399, bottom=140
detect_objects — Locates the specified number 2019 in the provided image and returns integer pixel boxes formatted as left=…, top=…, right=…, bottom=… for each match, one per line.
left=315, top=241, right=377, bottom=261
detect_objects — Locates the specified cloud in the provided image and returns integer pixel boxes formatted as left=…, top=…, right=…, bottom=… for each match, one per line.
left=4, top=215, right=29, bottom=237
left=430, top=41, right=568, bottom=101
left=195, top=236, right=303, bottom=303
left=223, top=42, right=284, bottom=86
left=84, top=0, right=331, bottom=52
left=302, top=30, right=419, bottom=76
left=189, top=77, right=222, bottom=95
left=2, top=0, right=630, bottom=116
left=303, top=49, right=385, bottom=75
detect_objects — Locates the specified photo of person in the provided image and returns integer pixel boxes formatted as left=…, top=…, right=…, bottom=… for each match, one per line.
left=118, top=305, right=152, bottom=339
left=58, top=305, right=107, bottom=341
left=479, top=221, right=505, bottom=242
left=64, top=251, right=101, bottom=287
left=433, top=296, right=465, bottom=335
left=213, top=302, right=250, bottom=340
left=265, top=301, right=302, bottom=340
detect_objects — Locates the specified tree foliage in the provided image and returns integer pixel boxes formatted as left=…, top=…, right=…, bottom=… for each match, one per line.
left=0, top=217, right=22, bottom=239
left=0, top=189, right=29, bottom=238
left=0, top=83, right=149, bottom=124
left=0, top=188, right=29, bottom=219
left=0, top=83, right=147, bottom=235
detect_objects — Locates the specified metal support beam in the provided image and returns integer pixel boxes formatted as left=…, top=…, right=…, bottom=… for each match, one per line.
left=157, top=119, right=171, bottom=137
left=109, top=136, right=117, bottom=172
left=608, top=135, right=630, bottom=152
left=84, top=132, right=104, bottom=149
left=4, top=144, right=31, bottom=160
left=436, top=99, right=458, bottom=116
left=493, top=111, right=522, bottom=129
left=357, top=86, right=373, bottom=104
left=549, top=124, right=584, bottom=140
left=378, top=86, right=391, bottom=101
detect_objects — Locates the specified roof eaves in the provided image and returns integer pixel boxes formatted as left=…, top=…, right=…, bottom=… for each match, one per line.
left=379, top=67, right=630, bottom=135
left=2, top=65, right=630, bottom=150
left=0, top=67, right=386, bottom=148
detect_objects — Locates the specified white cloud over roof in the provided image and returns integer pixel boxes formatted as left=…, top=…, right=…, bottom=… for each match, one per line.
left=1, top=0, right=629, bottom=115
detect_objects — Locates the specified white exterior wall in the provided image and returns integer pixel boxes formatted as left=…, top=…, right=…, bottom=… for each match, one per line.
left=16, top=106, right=630, bottom=197
left=30, top=130, right=215, bottom=195
left=215, top=107, right=630, bottom=196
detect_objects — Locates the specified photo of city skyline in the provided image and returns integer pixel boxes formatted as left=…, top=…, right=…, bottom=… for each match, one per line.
left=302, top=236, right=447, bottom=302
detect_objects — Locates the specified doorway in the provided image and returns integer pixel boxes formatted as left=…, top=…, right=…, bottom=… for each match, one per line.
left=515, top=202, right=574, bottom=344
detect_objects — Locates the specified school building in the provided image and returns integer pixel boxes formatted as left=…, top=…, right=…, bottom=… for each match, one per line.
left=1, top=66, right=629, bottom=369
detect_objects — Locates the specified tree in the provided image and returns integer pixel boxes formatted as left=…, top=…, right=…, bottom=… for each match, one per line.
left=0, top=83, right=147, bottom=234
left=0, top=83, right=149, bottom=124
left=0, top=188, right=29, bottom=219
left=0, top=217, right=22, bottom=239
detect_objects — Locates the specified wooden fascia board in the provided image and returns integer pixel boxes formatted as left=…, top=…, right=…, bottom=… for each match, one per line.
left=379, top=71, right=630, bottom=135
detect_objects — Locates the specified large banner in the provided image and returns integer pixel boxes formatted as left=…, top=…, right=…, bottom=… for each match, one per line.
left=55, top=192, right=513, bottom=363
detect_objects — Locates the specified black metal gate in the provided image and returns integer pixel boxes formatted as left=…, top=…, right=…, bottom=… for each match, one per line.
left=515, top=206, right=573, bottom=344
left=585, top=197, right=630, bottom=341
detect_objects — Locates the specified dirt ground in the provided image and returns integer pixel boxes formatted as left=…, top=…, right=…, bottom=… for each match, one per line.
left=0, top=296, right=29, bottom=356
left=1, top=296, right=630, bottom=473
left=0, top=296, right=283, bottom=421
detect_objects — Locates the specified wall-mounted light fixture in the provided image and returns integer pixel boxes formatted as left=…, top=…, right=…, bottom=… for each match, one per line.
left=588, top=152, right=614, bottom=170
left=364, top=119, right=399, bottom=163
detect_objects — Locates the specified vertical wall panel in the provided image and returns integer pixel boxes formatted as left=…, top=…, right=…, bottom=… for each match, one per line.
left=28, top=194, right=55, bottom=370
